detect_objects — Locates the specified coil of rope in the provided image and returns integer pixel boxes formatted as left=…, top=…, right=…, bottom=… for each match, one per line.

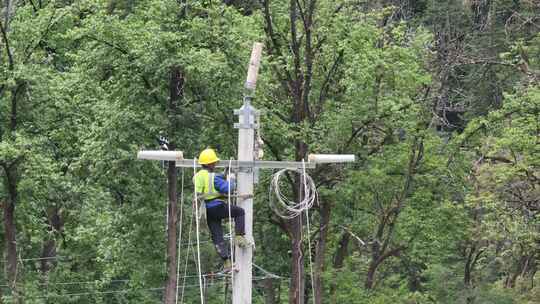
left=268, top=160, right=317, bottom=301
left=268, top=161, right=318, bottom=219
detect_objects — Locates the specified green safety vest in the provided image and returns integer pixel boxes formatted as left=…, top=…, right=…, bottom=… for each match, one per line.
left=193, top=169, right=223, bottom=201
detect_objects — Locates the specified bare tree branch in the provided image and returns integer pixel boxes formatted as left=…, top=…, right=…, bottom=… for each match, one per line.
left=315, top=49, right=344, bottom=117
left=262, top=0, right=294, bottom=95
left=23, top=9, right=64, bottom=63
left=0, top=18, right=14, bottom=70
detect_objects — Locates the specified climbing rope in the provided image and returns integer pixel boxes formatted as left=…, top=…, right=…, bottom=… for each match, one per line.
left=227, top=158, right=235, bottom=282
left=303, top=160, right=316, bottom=304
left=268, top=164, right=318, bottom=219
left=175, top=168, right=185, bottom=304
left=193, top=159, right=205, bottom=304
left=179, top=170, right=195, bottom=304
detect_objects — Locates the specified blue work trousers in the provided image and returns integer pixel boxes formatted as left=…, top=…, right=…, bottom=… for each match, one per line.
left=206, top=202, right=245, bottom=260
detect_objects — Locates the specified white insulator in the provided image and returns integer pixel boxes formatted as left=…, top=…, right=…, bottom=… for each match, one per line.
left=308, top=154, right=355, bottom=163
left=137, top=150, right=183, bottom=161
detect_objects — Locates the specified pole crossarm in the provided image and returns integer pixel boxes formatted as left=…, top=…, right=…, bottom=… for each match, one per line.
left=175, top=160, right=316, bottom=169
left=137, top=152, right=355, bottom=170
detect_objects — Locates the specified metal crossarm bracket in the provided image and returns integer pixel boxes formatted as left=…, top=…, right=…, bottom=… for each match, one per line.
left=234, top=102, right=260, bottom=129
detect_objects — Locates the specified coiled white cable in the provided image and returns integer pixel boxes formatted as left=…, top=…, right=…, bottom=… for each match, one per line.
left=268, top=163, right=318, bottom=219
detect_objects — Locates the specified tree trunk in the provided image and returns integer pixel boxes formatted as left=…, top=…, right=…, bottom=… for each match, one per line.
left=313, top=201, right=330, bottom=304
left=4, top=0, right=12, bottom=31
left=365, top=246, right=404, bottom=290
left=1, top=8, right=21, bottom=297
left=163, top=67, right=183, bottom=304
left=262, top=278, right=277, bottom=304
left=504, top=254, right=531, bottom=289
left=164, top=160, right=178, bottom=304
left=289, top=83, right=309, bottom=303
left=470, top=0, right=491, bottom=31
left=464, top=245, right=475, bottom=287
left=329, top=232, right=349, bottom=304
left=365, top=260, right=378, bottom=290
left=3, top=164, right=19, bottom=302
left=40, top=207, right=64, bottom=275
left=464, top=243, right=485, bottom=304
left=289, top=215, right=305, bottom=304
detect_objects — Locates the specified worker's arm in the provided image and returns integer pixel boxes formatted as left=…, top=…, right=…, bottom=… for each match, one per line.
left=214, top=174, right=235, bottom=194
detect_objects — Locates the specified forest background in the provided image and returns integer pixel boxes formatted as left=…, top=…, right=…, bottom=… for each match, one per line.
left=0, top=0, right=539, bottom=303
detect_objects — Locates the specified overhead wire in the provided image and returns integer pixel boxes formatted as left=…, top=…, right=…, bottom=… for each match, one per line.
left=14, top=273, right=290, bottom=300
left=0, top=279, right=130, bottom=287
left=4, top=237, right=229, bottom=265
left=179, top=190, right=195, bottom=304
left=175, top=168, right=185, bottom=304
left=193, top=158, right=205, bottom=304
left=24, top=281, right=229, bottom=300
left=0, top=268, right=286, bottom=289
left=251, top=263, right=283, bottom=279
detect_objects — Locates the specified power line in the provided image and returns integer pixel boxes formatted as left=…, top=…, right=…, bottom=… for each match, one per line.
left=3, top=237, right=227, bottom=264
left=0, top=279, right=130, bottom=287
left=21, top=281, right=228, bottom=300
left=11, top=275, right=290, bottom=300
left=20, top=256, right=69, bottom=261
left=0, top=271, right=286, bottom=288
left=0, top=256, right=73, bottom=263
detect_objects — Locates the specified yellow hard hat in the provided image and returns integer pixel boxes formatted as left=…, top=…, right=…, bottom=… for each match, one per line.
left=198, top=148, right=220, bottom=165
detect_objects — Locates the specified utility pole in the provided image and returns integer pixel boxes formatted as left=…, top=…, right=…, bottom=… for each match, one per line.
left=137, top=43, right=355, bottom=304
left=232, top=42, right=262, bottom=304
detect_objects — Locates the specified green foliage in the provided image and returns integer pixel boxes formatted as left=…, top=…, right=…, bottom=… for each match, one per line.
left=0, top=0, right=538, bottom=303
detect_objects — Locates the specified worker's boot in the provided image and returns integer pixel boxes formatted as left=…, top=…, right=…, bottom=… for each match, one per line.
left=234, top=235, right=252, bottom=248
left=215, top=242, right=230, bottom=260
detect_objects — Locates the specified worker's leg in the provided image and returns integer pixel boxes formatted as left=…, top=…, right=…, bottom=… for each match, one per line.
left=224, top=204, right=251, bottom=248
left=209, top=203, right=247, bottom=247
left=206, top=205, right=229, bottom=260
left=226, top=205, right=245, bottom=235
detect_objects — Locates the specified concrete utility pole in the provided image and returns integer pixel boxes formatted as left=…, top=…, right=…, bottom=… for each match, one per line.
left=137, top=43, right=355, bottom=304
left=232, top=42, right=263, bottom=304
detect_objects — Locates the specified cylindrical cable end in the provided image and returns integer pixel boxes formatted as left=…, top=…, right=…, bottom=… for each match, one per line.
left=137, top=150, right=184, bottom=161
left=307, top=154, right=355, bottom=163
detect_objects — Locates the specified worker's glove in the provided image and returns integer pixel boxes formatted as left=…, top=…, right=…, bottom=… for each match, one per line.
left=227, top=173, right=236, bottom=181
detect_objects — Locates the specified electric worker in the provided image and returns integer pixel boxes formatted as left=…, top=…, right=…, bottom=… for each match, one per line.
left=194, top=148, right=251, bottom=272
